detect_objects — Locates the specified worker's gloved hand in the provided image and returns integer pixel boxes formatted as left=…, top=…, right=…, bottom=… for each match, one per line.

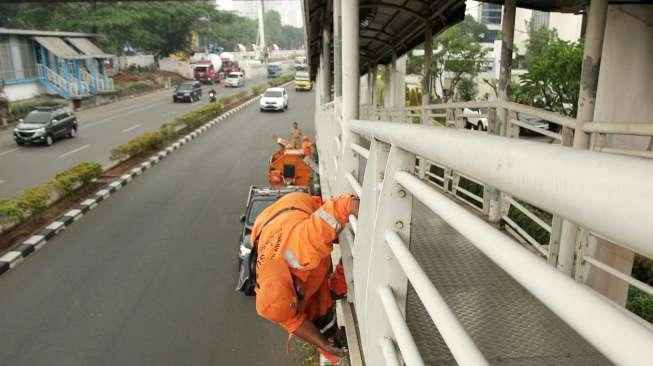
left=322, top=340, right=348, bottom=358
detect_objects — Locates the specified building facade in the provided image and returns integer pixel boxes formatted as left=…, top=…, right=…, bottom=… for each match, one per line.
left=0, top=28, right=114, bottom=102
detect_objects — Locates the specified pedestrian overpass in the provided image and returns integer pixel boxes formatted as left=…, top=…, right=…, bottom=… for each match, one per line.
left=302, top=0, right=653, bottom=365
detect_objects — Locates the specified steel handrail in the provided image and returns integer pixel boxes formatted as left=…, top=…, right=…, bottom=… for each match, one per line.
left=394, top=170, right=653, bottom=366
left=350, top=119, right=653, bottom=259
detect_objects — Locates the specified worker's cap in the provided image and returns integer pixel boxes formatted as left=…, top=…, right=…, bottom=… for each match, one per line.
left=256, top=259, right=297, bottom=323
left=302, top=136, right=310, bottom=141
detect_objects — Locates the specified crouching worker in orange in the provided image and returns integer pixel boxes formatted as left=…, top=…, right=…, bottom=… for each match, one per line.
left=253, top=192, right=359, bottom=363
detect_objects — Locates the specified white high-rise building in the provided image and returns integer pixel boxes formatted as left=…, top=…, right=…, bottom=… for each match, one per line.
left=218, top=0, right=303, bottom=27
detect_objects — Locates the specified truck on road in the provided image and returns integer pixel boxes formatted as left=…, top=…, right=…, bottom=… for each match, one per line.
left=190, top=53, right=222, bottom=84
left=267, top=62, right=283, bottom=78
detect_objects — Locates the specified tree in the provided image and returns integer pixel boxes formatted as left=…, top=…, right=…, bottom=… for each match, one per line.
left=0, top=1, right=258, bottom=57
left=264, top=10, right=304, bottom=49
left=524, top=20, right=558, bottom=69
left=432, top=16, right=489, bottom=102
left=519, top=39, right=582, bottom=116
left=456, top=78, right=477, bottom=101
left=406, top=16, right=488, bottom=103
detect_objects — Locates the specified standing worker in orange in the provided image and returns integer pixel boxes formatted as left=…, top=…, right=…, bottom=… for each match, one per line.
left=253, top=192, right=359, bottom=363
left=290, top=121, right=302, bottom=149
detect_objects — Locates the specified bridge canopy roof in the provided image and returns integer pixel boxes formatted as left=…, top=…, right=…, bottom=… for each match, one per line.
left=303, top=0, right=592, bottom=80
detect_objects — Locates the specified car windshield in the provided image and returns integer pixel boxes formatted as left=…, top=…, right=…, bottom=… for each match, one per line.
left=295, top=73, right=309, bottom=81
left=23, top=111, right=51, bottom=124
left=264, top=91, right=282, bottom=98
left=177, top=84, right=193, bottom=91
left=227, top=74, right=239, bottom=79
left=247, top=199, right=275, bottom=225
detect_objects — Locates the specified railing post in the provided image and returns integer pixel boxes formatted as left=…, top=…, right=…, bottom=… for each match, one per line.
left=353, top=139, right=389, bottom=328
left=333, top=0, right=342, bottom=100
left=322, top=28, right=331, bottom=104
left=361, top=144, right=414, bottom=366
left=336, top=0, right=359, bottom=195
left=488, top=0, right=515, bottom=224
left=422, top=23, right=432, bottom=125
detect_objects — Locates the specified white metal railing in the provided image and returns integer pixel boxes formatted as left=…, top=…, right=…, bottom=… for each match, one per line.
left=315, top=101, right=653, bottom=365
left=37, top=64, right=90, bottom=97
left=363, top=98, right=653, bottom=297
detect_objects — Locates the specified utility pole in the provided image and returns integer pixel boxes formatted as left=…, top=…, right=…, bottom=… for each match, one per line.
left=257, top=0, right=268, bottom=64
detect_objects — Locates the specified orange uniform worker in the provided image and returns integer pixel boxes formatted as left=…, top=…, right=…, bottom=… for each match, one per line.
left=302, top=136, right=312, bottom=158
left=253, top=192, right=359, bottom=360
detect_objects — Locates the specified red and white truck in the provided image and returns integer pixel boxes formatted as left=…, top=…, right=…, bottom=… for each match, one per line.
left=220, top=52, right=245, bottom=77
left=190, top=53, right=222, bottom=84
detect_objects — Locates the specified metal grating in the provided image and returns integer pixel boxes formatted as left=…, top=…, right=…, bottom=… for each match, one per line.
left=406, top=201, right=612, bottom=365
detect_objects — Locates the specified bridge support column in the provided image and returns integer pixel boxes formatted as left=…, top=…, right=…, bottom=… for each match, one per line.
left=422, top=23, right=432, bottom=124
left=488, top=0, right=515, bottom=224
left=322, top=28, right=331, bottom=104
left=558, top=0, right=608, bottom=276
left=336, top=0, right=360, bottom=194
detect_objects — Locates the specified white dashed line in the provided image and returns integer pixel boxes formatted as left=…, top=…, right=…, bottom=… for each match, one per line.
left=121, top=124, right=142, bottom=133
left=0, top=147, right=20, bottom=157
left=59, top=144, right=90, bottom=158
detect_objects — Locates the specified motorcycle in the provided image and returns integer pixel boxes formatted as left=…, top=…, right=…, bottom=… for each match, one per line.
left=208, top=90, right=217, bottom=103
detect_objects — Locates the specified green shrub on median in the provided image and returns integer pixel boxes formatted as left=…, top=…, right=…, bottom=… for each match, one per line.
left=268, top=74, right=295, bottom=88
left=174, top=101, right=224, bottom=130
left=0, top=162, right=105, bottom=227
left=251, top=84, right=267, bottom=96
left=0, top=200, right=24, bottom=223
left=16, top=185, right=51, bottom=221
left=110, top=131, right=167, bottom=161
left=52, top=162, right=103, bottom=198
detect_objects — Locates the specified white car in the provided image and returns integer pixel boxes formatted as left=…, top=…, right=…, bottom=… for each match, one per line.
left=259, top=87, right=288, bottom=112
left=225, top=72, right=244, bottom=87
left=462, top=107, right=488, bottom=131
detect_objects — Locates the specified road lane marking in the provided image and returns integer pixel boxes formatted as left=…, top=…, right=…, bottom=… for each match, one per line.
left=121, top=124, right=141, bottom=133
left=80, top=102, right=168, bottom=130
left=59, top=144, right=90, bottom=158
left=0, top=147, right=20, bottom=157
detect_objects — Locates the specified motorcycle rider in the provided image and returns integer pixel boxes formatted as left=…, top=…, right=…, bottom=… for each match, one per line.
left=208, top=87, right=217, bottom=102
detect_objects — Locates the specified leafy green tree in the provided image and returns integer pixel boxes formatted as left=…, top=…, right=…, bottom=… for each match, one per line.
left=263, top=10, right=304, bottom=50
left=406, top=16, right=488, bottom=102
left=456, top=78, right=477, bottom=101
left=433, top=16, right=489, bottom=102
left=524, top=20, right=558, bottom=69
left=0, top=1, right=263, bottom=57
left=518, top=39, right=582, bottom=116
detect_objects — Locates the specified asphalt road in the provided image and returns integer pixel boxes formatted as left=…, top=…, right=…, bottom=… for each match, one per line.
left=0, top=76, right=271, bottom=199
left=0, top=88, right=316, bottom=365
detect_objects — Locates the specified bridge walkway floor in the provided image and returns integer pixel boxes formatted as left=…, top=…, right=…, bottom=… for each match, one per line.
left=406, top=200, right=611, bottom=365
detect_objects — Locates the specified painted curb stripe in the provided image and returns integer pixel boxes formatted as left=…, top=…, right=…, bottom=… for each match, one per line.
left=57, top=215, right=74, bottom=226
left=0, top=261, right=9, bottom=275
left=14, top=244, right=35, bottom=257
left=23, top=235, right=46, bottom=247
left=0, top=251, right=23, bottom=268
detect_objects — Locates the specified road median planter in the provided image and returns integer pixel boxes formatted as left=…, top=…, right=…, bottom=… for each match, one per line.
left=0, top=86, right=267, bottom=277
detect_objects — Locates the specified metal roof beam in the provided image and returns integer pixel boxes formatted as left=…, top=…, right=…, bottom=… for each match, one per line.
left=360, top=3, right=426, bottom=22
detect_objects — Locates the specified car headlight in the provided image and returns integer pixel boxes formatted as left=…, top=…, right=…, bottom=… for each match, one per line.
left=34, top=127, right=46, bottom=136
